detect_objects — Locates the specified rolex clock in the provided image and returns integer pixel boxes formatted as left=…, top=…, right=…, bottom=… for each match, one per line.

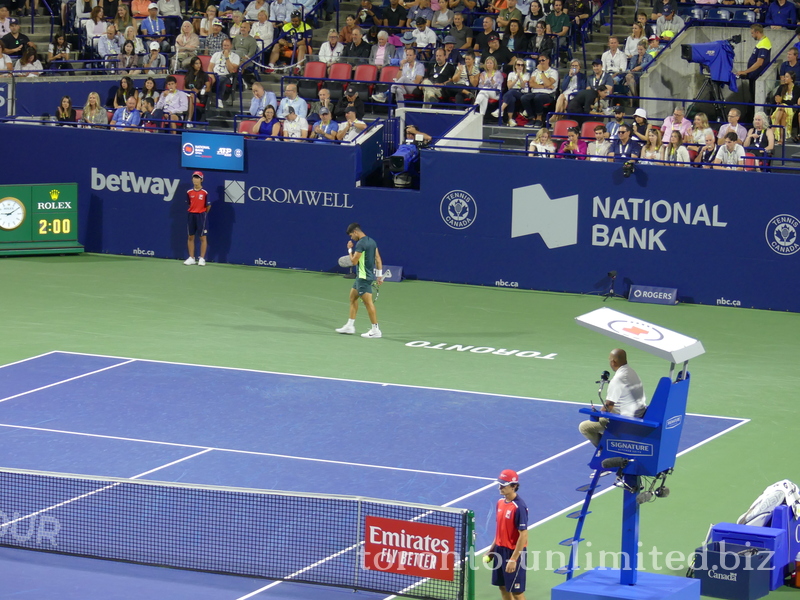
left=0, top=184, right=83, bottom=255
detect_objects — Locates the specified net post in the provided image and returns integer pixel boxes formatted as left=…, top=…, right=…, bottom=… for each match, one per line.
left=464, top=509, right=476, bottom=600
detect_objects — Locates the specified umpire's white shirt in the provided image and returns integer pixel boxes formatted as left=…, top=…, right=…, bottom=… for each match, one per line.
left=607, top=364, right=646, bottom=418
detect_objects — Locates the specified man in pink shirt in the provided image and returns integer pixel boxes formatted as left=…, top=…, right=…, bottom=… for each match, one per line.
left=660, top=106, right=692, bottom=141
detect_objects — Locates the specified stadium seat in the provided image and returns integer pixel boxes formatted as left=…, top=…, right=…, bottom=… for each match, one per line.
left=553, top=119, right=579, bottom=140
left=378, top=65, right=400, bottom=84
left=353, top=64, right=378, bottom=102
left=74, top=108, right=84, bottom=122
left=172, top=73, right=185, bottom=90
left=742, top=9, right=757, bottom=22
left=707, top=8, right=731, bottom=20
left=690, top=7, right=705, bottom=20
left=328, top=62, right=354, bottom=101
left=198, top=54, right=212, bottom=72
left=580, top=120, right=605, bottom=140
left=743, top=152, right=757, bottom=171
left=298, top=61, right=326, bottom=99
left=238, top=119, right=258, bottom=134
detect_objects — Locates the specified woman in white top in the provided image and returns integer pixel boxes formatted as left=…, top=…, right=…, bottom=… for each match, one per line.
left=624, top=22, right=645, bottom=58
left=14, top=47, right=43, bottom=77
left=199, top=5, right=218, bottom=36
left=228, top=11, right=244, bottom=37
left=319, top=28, right=343, bottom=64
left=85, top=5, right=107, bottom=47
left=245, top=0, right=269, bottom=19
left=431, top=3, right=453, bottom=28
left=175, top=20, right=200, bottom=69
left=528, top=127, right=557, bottom=156
left=474, top=55, right=503, bottom=115
left=690, top=112, right=713, bottom=146
left=251, top=9, right=274, bottom=47
left=663, top=130, right=690, bottom=166
left=639, top=127, right=662, bottom=165
left=0, top=42, right=12, bottom=75
left=497, top=57, right=529, bottom=126
left=124, top=25, right=146, bottom=54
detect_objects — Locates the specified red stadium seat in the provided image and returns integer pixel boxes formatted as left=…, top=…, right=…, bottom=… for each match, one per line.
left=74, top=108, right=84, bottom=122
left=298, top=61, right=326, bottom=99
left=198, top=54, right=212, bottom=72
left=553, top=119, right=579, bottom=140
left=328, top=62, right=353, bottom=101
left=172, top=73, right=185, bottom=90
left=743, top=152, right=757, bottom=171
left=378, top=65, right=399, bottom=84
left=238, top=119, right=258, bottom=134
left=353, top=64, right=378, bottom=101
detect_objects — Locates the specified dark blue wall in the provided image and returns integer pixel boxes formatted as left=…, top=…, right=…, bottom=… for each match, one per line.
left=1, top=123, right=798, bottom=312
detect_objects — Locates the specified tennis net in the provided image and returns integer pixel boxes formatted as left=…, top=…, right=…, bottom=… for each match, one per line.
left=0, top=467, right=475, bottom=600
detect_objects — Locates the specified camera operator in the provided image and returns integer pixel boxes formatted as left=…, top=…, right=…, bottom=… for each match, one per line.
left=579, top=348, right=647, bottom=447
left=404, top=124, right=432, bottom=145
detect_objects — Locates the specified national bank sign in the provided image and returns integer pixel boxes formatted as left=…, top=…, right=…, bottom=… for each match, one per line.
left=510, top=184, right=728, bottom=252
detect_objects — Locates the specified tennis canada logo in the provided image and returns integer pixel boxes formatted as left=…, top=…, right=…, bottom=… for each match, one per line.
left=765, top=214, right=800, bottom=256
left=182, top=142, right=195, bottom=156
left=363, top=516, right=455, bottom=581
left=607, top=319, right=664, bottom=342
left=440, top=190, right=477, bottom=230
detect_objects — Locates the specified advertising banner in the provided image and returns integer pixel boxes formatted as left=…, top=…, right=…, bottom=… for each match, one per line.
left=363, top=516, right=455, bottom=581
left=181, top=131, right=245, bottom=172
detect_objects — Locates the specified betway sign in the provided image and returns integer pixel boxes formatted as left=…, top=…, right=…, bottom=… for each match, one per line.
left=511, top=185, right=728, bottom=252
left=91, top=168, right=180, bottom=202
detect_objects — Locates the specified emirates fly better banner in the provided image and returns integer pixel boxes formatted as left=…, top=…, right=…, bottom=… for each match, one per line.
left=363, top=516, right=456, bottom=581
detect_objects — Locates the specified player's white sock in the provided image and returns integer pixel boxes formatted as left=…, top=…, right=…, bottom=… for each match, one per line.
left=372, top=323, right=379, bottom=330
left=347, top=319, right=355, bottom=326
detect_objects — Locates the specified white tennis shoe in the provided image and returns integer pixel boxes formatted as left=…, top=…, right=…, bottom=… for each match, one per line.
left=184, top=257, right=196, bottom=265
left=361, top=328, right=382, bottom=338
left=198, top=257, right=206, bottom=266
left=335, top=323, right=356, bottom=334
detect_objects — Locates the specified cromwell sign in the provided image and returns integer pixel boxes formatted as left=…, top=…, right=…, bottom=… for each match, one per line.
left=363, top=516, right=456, bottom=581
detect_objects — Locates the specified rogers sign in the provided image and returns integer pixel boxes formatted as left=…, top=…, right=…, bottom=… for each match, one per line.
left=363, top=516, right=456, bottom=581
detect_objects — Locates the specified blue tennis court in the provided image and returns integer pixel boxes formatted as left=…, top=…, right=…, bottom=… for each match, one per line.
left=0, top=351, right=747, bottom=600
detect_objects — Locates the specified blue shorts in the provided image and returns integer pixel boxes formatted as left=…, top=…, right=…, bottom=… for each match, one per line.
left=490, top=546, right=526, bottom=593
left=187, top=212, right=208, bottom=236
left=352, top=278, right=374, bottom=296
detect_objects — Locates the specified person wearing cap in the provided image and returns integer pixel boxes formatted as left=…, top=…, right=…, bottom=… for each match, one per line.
left=203, top=19, right=229, bottom=55
left=110, top=95, right=142, bottom=131
left=407, top=0, right=433, bottom=26
left=337, top=106, right=367, bottom=142
left=143, top=40, right=167, bottom=74
left=654, top=7, right=683, bottom=38
left=154, top=74, right=189, bottom=130
left=521, top=52, right=557, bottom=126
left=334, top=84, right=365, bottom=120
left=485, top=32, right=512, bottom=68
left=441, top=34, right=461, bottom=65
left=473, top=16, right=496, bottom=57
left=319, top=28, right=344, bottom=64
left=411, top=16, right=437, bottom=56
left=497, top=0, right=522, bottom=30
left=280, top=106, right=309, bottom=141
left=390, top=47, right=425, bottom=104
left=369, top=29, right=397, bottom=66
left=448, top=13, right=473, bottom=51
left=487, top=469, right=528, bottom=600
left=184, top=171, right=211, bottom=267
left=1, top=17, right=31, bottom=59
left=249, top=81, right=279, bottom=117
left=580, top=349, right=646, bottom=447
left=342, top=26, right=371, bottom=60
left=210, top=38, right=240, bottom=108
left=382, top=0, right=407, bottom=32
left=646, top=34, right=661, bottom=58
left=606, top=105, right=626, bottom=140
left=140, top=2, right=169, bottom=52
left=276, top=82, right=308, bottom=118
left=421, top=47, right=456, bottom=107
left=268, top=10, right=311, bottom=69
left=311, top=106, right=339, bottom=142
left=624, top=39, right=652, bottom=97
left=587, top=59, right=613, bottom=108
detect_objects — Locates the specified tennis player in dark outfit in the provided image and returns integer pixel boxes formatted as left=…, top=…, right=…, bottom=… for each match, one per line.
left=335, top=222, right=384, bottom=338
left=184, top=171, right=211, bottom=266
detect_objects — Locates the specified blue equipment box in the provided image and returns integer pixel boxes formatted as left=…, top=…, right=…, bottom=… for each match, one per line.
left=692, top=542, right=771, bottom=600
left=710, top=523, right=788, bottom=591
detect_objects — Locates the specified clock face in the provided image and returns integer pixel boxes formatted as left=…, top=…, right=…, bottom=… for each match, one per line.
left=0, top=197, right=26, bottom=231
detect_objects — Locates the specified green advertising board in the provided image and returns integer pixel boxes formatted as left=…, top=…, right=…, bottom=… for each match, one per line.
left=0, top=184, right=83, bottom=256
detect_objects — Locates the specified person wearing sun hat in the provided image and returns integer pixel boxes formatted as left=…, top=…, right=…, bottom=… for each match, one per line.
left=486, top=469, right=528, bottom=600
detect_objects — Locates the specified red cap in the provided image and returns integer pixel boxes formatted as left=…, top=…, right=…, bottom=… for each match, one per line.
left=192, top=171, right=203, bottom=179
left=497, top=469, right=519, bottom=486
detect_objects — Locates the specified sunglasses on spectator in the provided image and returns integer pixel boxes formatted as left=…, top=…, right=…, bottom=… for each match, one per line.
left=538, top=59, right=546, bottom=63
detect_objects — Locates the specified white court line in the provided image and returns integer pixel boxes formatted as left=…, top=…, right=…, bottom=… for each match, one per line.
left=3, top=448, right=213, bottom=528
left=0, top=423, right=494, bottom=482
left=0, top=359, right=135, bottom=404
left=0, top=351, right=59, bottom=371
left=47, top=351, right=745, bottom=420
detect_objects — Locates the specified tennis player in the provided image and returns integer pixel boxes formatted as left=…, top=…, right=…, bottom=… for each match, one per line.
left=487, top=469, right=528, bottom=600
left=184, top=171, right=211, bottom=266
left=335, top=222, right=383, bottom=338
